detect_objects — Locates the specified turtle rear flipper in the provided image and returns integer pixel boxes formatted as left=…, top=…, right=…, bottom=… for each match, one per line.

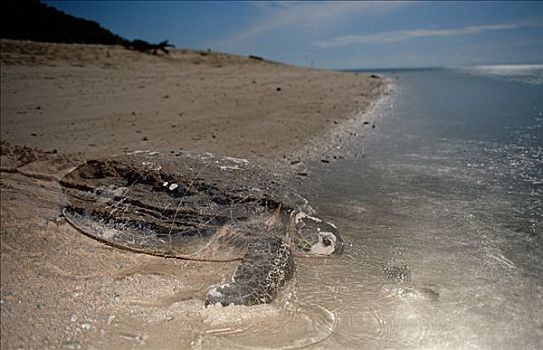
left=206, top=238, right=294, bottom=306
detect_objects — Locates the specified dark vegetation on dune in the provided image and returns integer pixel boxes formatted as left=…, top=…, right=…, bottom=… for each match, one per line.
left=1, top=0, right=267, bottom=59
left=1, top=0, right=129, bottom=45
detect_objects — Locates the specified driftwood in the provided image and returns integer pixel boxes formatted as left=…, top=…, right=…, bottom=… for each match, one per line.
left=127, top=39, right=174, bottom=55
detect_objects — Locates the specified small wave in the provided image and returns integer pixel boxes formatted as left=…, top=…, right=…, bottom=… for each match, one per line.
left=461, top=64, right=543, bottom=85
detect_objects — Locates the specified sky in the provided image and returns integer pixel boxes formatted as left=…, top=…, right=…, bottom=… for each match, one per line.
left=45, top=1, right=543, bottom=69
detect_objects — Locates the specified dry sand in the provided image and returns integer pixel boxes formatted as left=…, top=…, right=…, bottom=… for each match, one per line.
left=1, top=39, right=385, bottom=165
left=0, top=39, right=386, bottom=349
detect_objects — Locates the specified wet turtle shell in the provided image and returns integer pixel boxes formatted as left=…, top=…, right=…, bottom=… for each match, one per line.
left=60, top=150, right=312, bottom=261
left=61, top=151, right=343, bottom=306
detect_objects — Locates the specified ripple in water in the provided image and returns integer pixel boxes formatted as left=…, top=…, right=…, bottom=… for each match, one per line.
left=194, top=290, right=339, bottom=349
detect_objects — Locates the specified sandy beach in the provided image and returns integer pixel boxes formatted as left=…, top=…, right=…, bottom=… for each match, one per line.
left=1, top=39, right=385, bottom=349
left=1, top=39, right=385, bottom=164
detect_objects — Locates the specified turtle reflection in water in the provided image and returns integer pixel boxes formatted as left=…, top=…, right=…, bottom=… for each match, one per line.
left=60, top=151, right=343, bottom=306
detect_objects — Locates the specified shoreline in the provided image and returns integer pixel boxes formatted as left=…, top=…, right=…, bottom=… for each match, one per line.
left=292, top=79, right=393, bottom=160
left=284, top=79, right=393, bottom=179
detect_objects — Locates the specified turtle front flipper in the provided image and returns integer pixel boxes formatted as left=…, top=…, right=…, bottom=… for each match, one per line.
left=206, top=238, right=294, bottom=306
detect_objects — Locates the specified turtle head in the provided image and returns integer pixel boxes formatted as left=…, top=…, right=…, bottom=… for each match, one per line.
left=290, top=211, right=343, bottom=256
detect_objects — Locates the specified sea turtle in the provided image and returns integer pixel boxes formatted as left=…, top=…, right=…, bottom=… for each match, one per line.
left=60, top=150, right=343, bottom=306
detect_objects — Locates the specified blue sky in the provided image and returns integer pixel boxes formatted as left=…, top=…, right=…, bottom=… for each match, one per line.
left=45, top=1, right=543, bottom=69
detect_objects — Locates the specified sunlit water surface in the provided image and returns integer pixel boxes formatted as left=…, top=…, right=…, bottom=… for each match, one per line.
left=200, top=67, right=543, bottom=349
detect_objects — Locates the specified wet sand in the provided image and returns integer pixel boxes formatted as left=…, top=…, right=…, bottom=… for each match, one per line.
left=0, top=39, right=386, bottom=349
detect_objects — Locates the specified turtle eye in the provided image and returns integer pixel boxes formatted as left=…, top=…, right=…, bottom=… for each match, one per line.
left=322, top=236, right=332, bottom=247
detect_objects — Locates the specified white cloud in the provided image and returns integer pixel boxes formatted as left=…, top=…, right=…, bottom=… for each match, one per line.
left=315, top=18, right=543, bottom=49
left=210, top=1, right=410, bottom=52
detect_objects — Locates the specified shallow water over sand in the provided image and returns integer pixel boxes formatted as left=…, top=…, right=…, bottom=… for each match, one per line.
left=295, top=68, right=543, bottom=349
left=194, top=68, right=542, bottom=349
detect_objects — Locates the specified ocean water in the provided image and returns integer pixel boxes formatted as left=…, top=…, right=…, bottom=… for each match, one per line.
left=199, top=66, right=542, bottom=349
left=295, top=66, right=543, bottom=349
